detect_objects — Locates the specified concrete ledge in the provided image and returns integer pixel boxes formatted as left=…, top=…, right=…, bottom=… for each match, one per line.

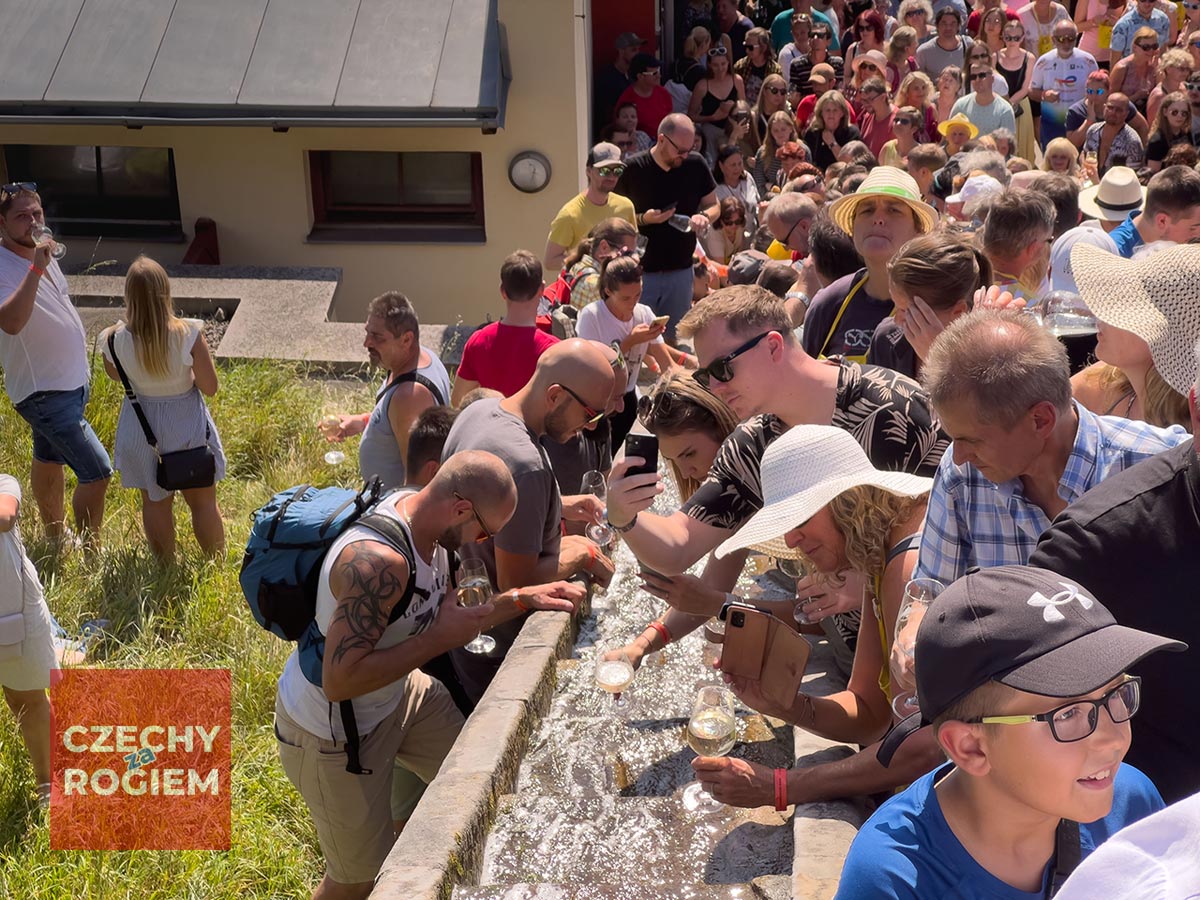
left=372, top=603, right=585, bottom=900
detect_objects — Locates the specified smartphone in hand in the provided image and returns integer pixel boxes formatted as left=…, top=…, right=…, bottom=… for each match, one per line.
left=623, top=433, right=659, bottom=478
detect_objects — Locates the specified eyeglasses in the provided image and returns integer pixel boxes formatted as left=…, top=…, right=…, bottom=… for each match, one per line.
left=1054, top=34, right=1076, bottom=43
left=641, top=69, right=660, bottom=78
left=1187, top=2, right=1200, bottom=9
left=973, top=677, right=1141, bottom=743
left=893, top=117, right=914, bottom=125
left=971, top=71, right=992, bottom=80
left=663, top=131, right=690, bottom=158
left=693, top=331, right=773, bottom=388
left=765, top=86, right=786, bottom=95
left=453, top=492, right=495, bottom=543
left=708, top=46, right=728, bottom=57
left=1003, top=34, right=1024, bottom=41
left=555, top=383, right=605, bottom=425
left=783, top=211, right=807, bottom=244
left=1135, top=42, right=1159, bottom=51
left=745, top=42, right=764, bottom=51
left=0, top=181, right=36, bottom=197
left=904, top=8, right=924, bottom=16
left=859, top=63, right=879, bottom=71
left=1187, top=81, right=1200, bottom=90
left=1192, top=41, right=1200, bottom=48
left=596, top=165, right=626, bottom=177
left=608, top=339, right=627, bottom=371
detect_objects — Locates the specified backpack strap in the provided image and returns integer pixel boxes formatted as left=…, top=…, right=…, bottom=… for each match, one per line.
left=1047, top=819, right=1081, bottom=898
left=376, top=370, right=446, bottom=408
left=328, top=510, right=418, bottom=776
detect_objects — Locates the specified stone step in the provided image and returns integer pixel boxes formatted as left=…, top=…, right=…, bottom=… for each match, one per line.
left=476, top=795, right=793, bottom=889
left=454, top=878, right=789, bottom=900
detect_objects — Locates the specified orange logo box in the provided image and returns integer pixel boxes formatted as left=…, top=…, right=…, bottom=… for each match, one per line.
left=50, top=668, right=231, bottom=850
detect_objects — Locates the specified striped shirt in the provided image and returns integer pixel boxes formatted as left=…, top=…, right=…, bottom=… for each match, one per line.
left=914, top=402, right=1189, bottom=585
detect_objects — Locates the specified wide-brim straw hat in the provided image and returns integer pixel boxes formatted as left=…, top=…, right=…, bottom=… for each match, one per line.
left=936, top=112, right=979, bottom=140
left=715, top=425, right=933, bottom=560
left=852, top=49, right=889, bottom=77
left=828, top=166, right=939, bottom=235
left=1071, top=242, right=1200, bottom=394
left=1077, top=166, right=1146, bottom=222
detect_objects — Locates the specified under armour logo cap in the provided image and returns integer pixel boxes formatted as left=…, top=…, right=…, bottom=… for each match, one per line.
left=914, top=566, right=1186, bottom=722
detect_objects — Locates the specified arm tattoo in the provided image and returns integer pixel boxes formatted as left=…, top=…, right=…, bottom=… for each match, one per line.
left=328, top=542, right=407, bottom=665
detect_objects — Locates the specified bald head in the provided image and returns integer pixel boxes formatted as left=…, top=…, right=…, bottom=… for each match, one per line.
left=660, top=112, right=695, bottom=142
left=429, top=449, right=517, bottom=527
left=532, top=339, right=616, bottom=411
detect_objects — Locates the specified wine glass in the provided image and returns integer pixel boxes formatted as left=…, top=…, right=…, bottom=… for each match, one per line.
left=580, top=470, right=614, bottom=547
left=457, top=558, right=497, bottom=655
left=890, top=578, right=944, bottom=719
left=668, top=213, right=694, bottom=233
left=777, top=557, right=816, bottom=625
left=594, top=644, right=636, bottom=715
left=682, top=685, right=738, bottom=813
left=1042, top=291, right=1098, bottom=338
left=319, top=414, right=341, bottom=439
left=324, top=448, right=346, bottom=465
left=30, top=222, right=66, bottom=259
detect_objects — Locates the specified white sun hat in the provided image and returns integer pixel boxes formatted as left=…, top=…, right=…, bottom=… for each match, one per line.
left=1077, top=166, right=1146, bottom=223
left=1070, top=242, right=1200, bottom=394
left=715, top=425, right=933, bottom=560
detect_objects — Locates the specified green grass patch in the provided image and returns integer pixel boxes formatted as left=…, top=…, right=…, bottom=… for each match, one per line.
left=0, top=358, right=374, bottom=899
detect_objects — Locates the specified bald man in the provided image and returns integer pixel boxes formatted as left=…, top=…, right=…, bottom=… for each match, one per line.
left=441, top=340, right=618, bottom=704
left=275, top=450, right=585, bottom=900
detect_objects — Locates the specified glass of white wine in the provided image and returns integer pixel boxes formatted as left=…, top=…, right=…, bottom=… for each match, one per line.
left=30, top=222, right=66, bottom=259
left=682, top=685, right=737, bottom=813
left=580, top=470, right=614, bottom=547
left=457, top=558, right=496, bottom=655
left=594, top=644, right=636, bottom=715
left=319, top=414, right=346, bottom=465
left=890, top=577, right=944, bottom=719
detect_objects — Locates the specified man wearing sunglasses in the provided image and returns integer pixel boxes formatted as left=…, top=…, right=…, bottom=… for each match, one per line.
left=1065, top=69, right=1148, bottom=150
left=951, top=64, right=1017, bottom=139
left=0, top=183, right=111, bottom=545
left=1031, top=20, right=1098, bottom=147
left=441, top=339, right=617, bottom=706
left=543, top=142, right=636, bottom=276
left=616, top=113, right=721, bottom=343
left=770, top=0, right=840, bottom=55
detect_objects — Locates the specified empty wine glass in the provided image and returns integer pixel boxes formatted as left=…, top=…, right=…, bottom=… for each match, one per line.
left=683, top=685, right=738, bottom=813
left=30, top=222, right=66, bottom=259
left=594, top=644, right=636, bottom=715
left=1042, top=291, right=1098, bottom=338
left=777, top=557, right=816, bottom=625
left=668, top=213, right=694, bottom=233
left=890, top=578, right=944, bottom=719
left=580, top=470, right=614, bottom=547
left=457, top=558, right=496, bottom=655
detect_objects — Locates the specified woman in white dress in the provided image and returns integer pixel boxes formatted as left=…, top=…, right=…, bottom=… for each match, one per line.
left=100, top=257, right=225, bottom=560
left=0, top=474, right=54, bottom=807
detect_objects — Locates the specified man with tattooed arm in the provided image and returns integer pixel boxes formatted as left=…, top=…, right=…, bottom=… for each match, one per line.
left=273, top=450, right=584, bottom=900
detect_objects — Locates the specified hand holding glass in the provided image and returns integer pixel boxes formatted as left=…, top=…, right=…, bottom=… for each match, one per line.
left=457, top=558, right=496, bottom=655
left=890, top=578, right=943, bottom=718
left=595, top=644, right=636, bottom=715
left=579, top=470, right=614, bottom=547
left=31, top=223, right=66, bottom=260
left=682, top=685, right=738, bottom=813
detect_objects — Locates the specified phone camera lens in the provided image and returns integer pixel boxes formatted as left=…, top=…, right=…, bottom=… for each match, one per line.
left=731, top=611, right=745, bottom=627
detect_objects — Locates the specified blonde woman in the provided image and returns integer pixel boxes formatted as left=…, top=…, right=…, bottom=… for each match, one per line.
left=1145, top=48, right=1192, bottom=124
left=752, top=109, right=800, bottom=194
left=100, top=257, right=225, bottom=559
left=885, top=25, right=919, bottom=92
left=1110, top=26, right=1162, bottom=113
left=1040, top=136, right=1080, bottom=175
left=803, top=90, right=861, bottom=170
left=897, top=70, right=939, bottom=140
left=750, top=72, right=791, bottom=151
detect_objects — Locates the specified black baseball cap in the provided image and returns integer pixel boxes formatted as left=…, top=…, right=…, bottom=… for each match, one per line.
left=630, top=53, right=662, bottom=77
left=878, top=566, right=1186, bottom=766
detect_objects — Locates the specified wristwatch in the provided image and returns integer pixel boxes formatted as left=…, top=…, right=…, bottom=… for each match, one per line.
left=611, top=513, right=639, bottom=534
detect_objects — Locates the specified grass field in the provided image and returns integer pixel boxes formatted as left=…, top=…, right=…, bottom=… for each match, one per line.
left=0, top=358, right=375, bottom=899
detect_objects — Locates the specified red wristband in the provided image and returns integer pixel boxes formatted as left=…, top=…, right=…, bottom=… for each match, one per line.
left=774, top=768, right=789, bottom=812
left=511, top=589, right=530, bottom=614
left=29, top=262, right=45, bottom=276
left=648, top=620, right=672, bottom=646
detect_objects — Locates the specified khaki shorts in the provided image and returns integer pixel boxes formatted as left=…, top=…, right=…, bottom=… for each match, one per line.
left=275, top=669, right=464, bottom=885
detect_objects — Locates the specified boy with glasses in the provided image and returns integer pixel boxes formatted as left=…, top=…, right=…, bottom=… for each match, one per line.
left=838, top=565, right=1182, bottom=900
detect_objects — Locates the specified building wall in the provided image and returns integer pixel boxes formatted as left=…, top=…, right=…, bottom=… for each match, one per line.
left=0, top=0, right=588, bottom=327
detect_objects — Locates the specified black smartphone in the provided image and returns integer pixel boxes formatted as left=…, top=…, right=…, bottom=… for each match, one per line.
left=624, top=433, right=659, bottom=478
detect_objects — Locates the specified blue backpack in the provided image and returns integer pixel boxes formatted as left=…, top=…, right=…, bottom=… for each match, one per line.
left=241, top=478, right=417, bottom=774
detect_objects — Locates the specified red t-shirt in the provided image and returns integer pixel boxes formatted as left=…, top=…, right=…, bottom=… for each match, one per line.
left=455, top=322, right=559, bottom=397
left=616, top=84, right=674, bottom=137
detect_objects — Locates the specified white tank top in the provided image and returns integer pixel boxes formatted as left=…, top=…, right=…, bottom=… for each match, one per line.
left=276, top=490, right=449, bottom=741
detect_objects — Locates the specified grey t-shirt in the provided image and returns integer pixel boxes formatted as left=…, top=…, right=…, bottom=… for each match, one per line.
left=914, top=36, right=972, bottom=78
left=440, top=398, right=563, bottom=702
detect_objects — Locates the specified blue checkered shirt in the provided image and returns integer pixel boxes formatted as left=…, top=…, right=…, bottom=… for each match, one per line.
left=914, top=403, right=1189, bottom=585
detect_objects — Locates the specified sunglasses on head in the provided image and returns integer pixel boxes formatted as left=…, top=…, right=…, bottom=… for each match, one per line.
left=596, top=165, right=626, bottom=177
left=708, top=45, right=728, bottom=57
left=693, top=331, right=773, bottom=388
left=0, top=181, right=36, bottom=198
left=637, top=389, right=681, bottom=423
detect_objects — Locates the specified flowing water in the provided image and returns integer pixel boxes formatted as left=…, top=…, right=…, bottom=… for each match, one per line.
left=456, top=481, right=798, bottom=899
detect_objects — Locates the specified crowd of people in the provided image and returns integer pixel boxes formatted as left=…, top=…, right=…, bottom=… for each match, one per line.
left=4, top=2, right=1200, bottom=892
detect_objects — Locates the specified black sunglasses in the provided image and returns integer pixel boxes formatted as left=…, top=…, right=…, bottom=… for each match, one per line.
left=971, top=70, right=992, bottom=80
left=765, top=86, right=786, bottom=95
left=693, top=331, right=773, bottom=388
left=1, top=181, right=36, bottom=197
left=555, top=382, right=605, bottom=425
left=452, top=491, right=495, bottom=543
left=637, top=390, right=681, bottom=422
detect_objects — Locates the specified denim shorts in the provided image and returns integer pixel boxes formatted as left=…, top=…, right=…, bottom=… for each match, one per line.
left=14, top=385, right=112, bottom=484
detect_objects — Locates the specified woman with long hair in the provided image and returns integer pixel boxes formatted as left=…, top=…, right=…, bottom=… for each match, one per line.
left=1145, top=48, right=1192, bottom=124
left=1145, top=90, right=1191, bottom=171
left=997, top=18, right=1038, bottom=161
left=712, top=144, right=762, bottom=231
left=844, top=9, right=887, bottom=76
left=935, top=65, right=963, bottom=122
left=677, top=25, right=714, bottom=91
left=576, top=254, right=681, bottom=449
left=803, top=90, right=862, bottom=170
left=750, top=72, right=790, bottom=150
left=898, top=0, right=934, bottom=40
left=100, top=256, right=225, bottom=559
left=1110, top=26, right=1161, bottom=114
left=885, top=25, right=919, bottom=93
left=1039, top=136, right=1080, bottom=175
left=872, top=234, right=990, bottom=378
left=897, top=70, right=939, bottom=141
left=734, top=27, right=782, bottom=106
left=878, top=105, right=923, bottom=166
left=560, top=217, right=638, bottom=310
left=753, top=109, right=800, bottom=194
left=1179, top=0, right=1200, bottom=50
left=689, top=45, right=747, bottom=165
left=977, top=7, right=1008, bottom=54
left=968, top=0, right=1011, bottom=37
left=702, top=196, right=751, bottom=263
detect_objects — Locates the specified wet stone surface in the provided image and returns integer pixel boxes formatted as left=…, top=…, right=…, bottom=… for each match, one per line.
left=457, top=484, right=800, bottom=898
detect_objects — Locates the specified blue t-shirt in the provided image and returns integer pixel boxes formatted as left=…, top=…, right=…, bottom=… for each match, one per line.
left=835, top=762, right=1164, bottom=900
left=1109, top=211, right=1143, bottom=259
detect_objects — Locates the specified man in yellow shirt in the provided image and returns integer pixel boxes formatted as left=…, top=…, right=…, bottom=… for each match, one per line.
left=542, top=143, right=637, bottom=276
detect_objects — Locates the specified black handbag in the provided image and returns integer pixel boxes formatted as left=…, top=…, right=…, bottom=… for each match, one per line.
left=107, top=332, right=216, bottom=492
